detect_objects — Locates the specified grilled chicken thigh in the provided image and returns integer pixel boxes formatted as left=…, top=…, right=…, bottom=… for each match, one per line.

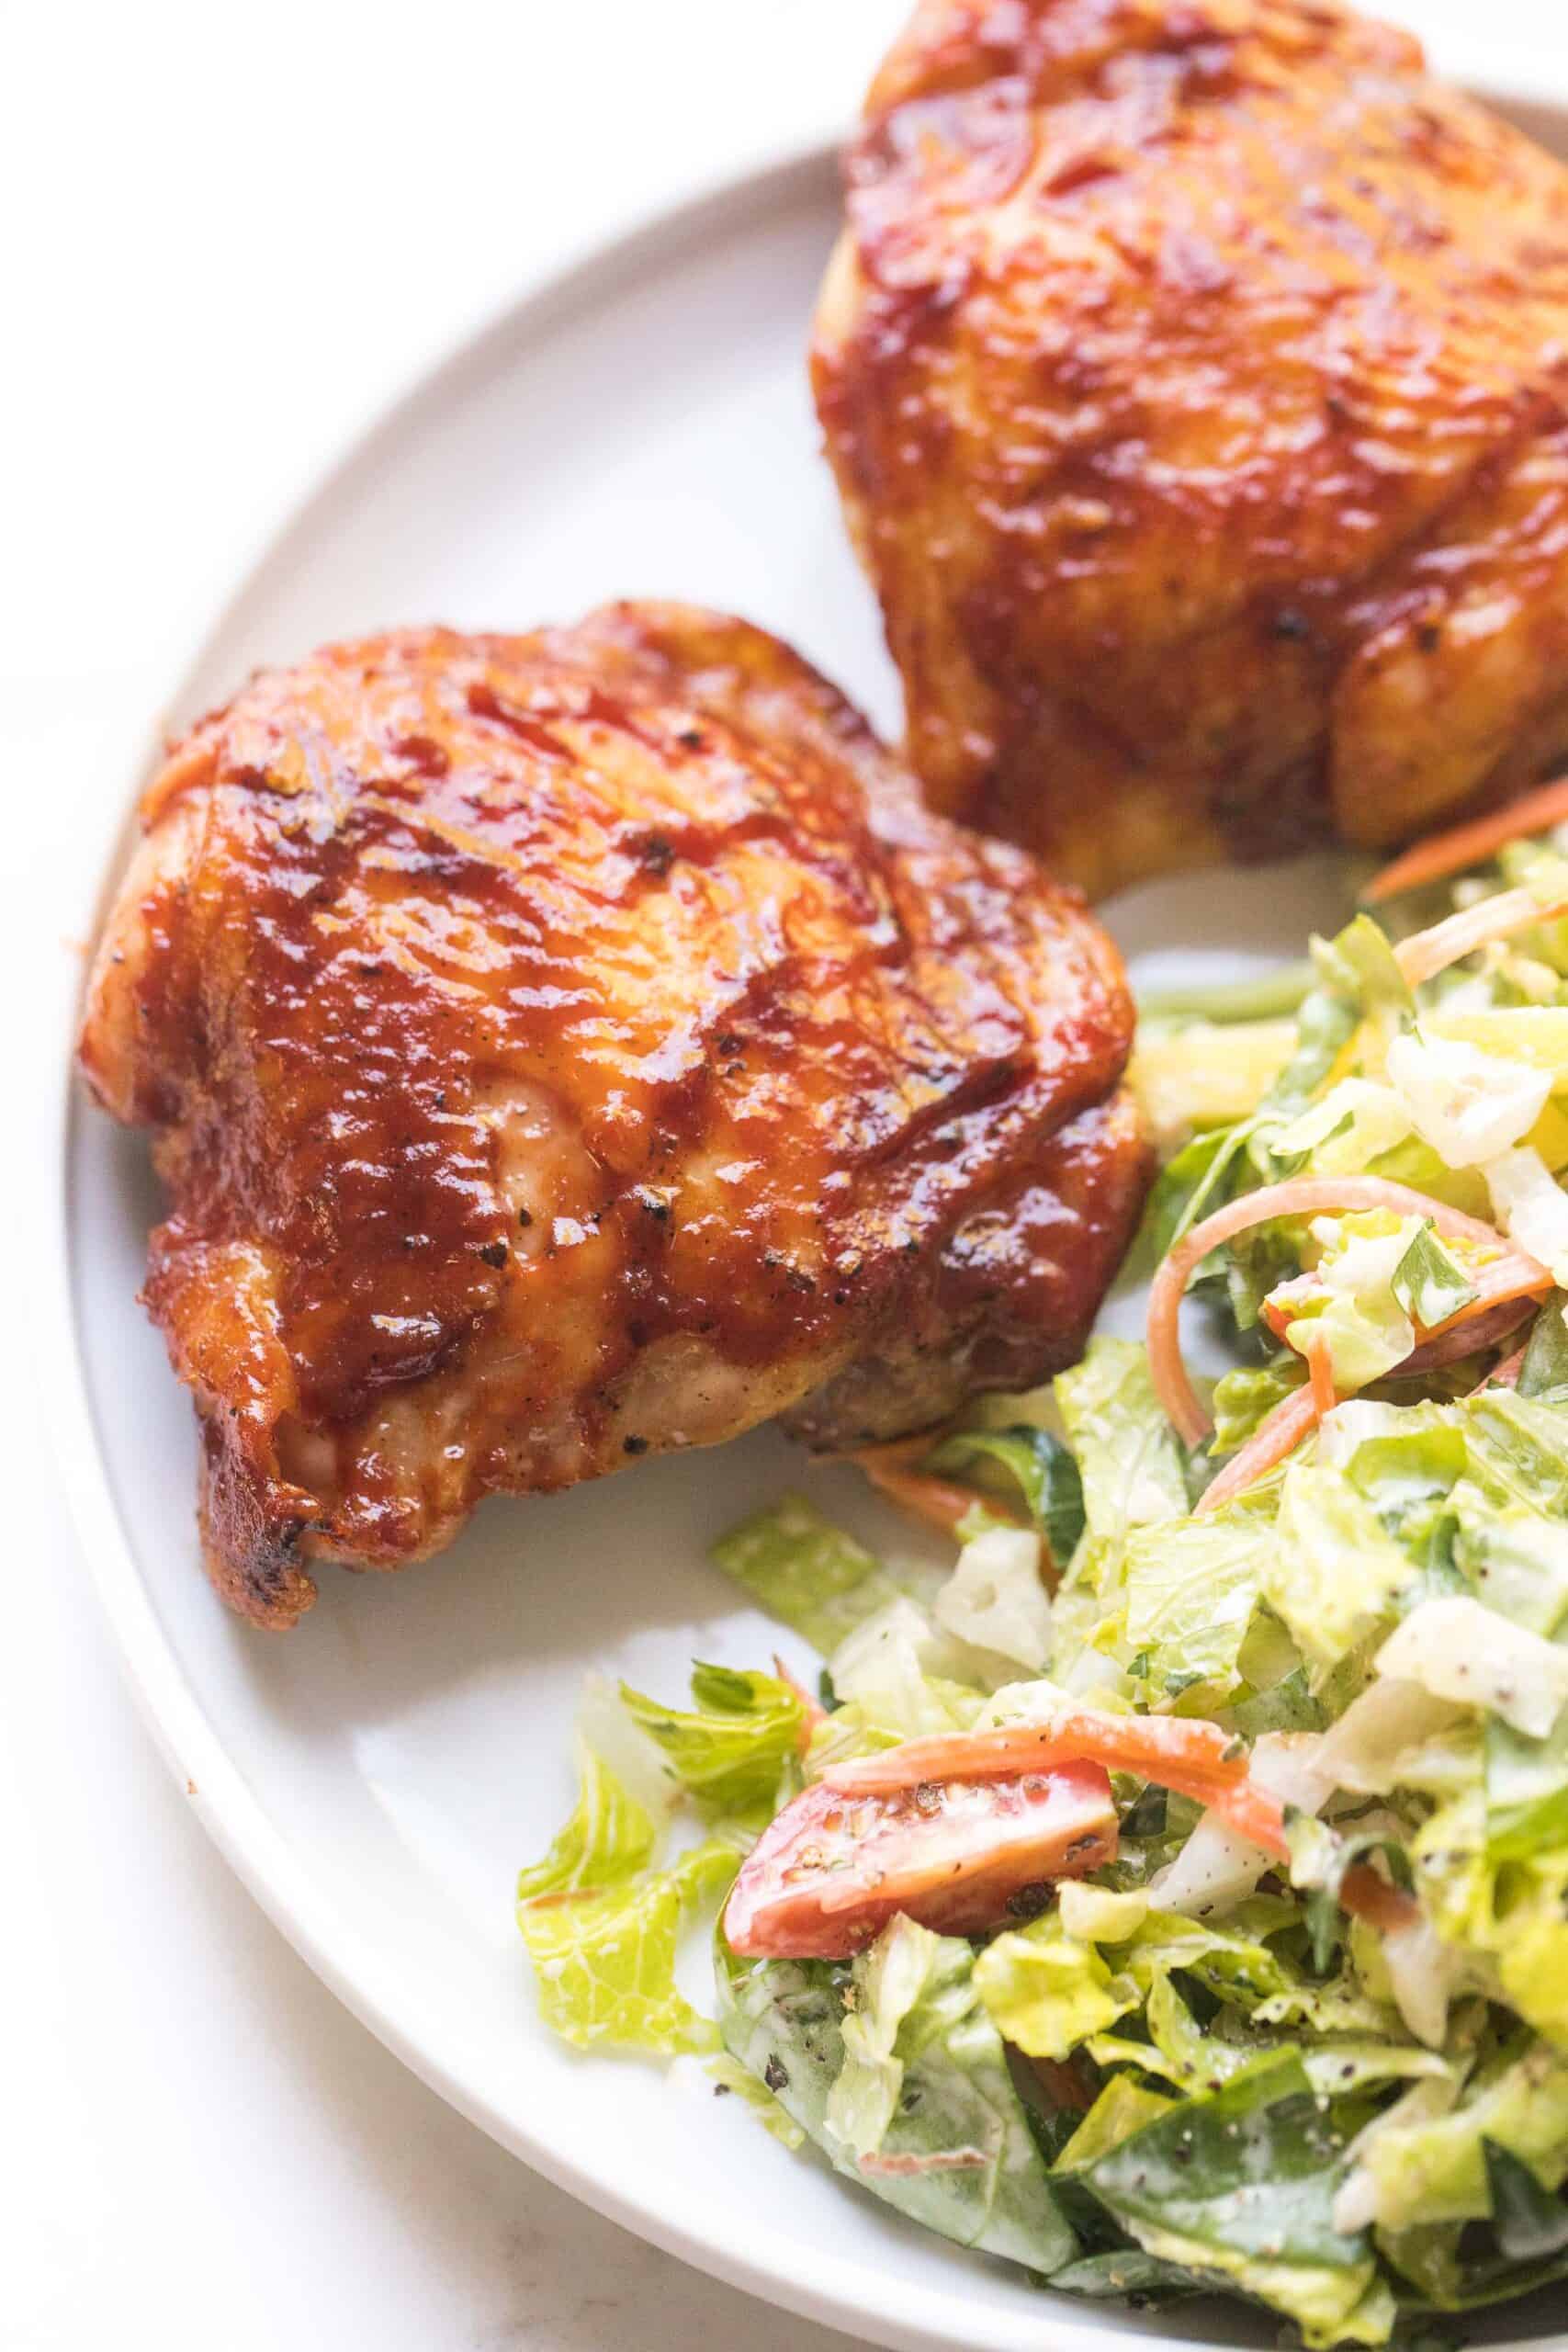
left=814, top=0, right=1568, bottom=900
left=79, top=605, right=1145, bottom=1626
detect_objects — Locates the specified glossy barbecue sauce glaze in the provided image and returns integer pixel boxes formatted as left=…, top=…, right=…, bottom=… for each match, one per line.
left=815, top=0, right=1568, bottom=899
left=80, top=606, right=1139, bottom=1619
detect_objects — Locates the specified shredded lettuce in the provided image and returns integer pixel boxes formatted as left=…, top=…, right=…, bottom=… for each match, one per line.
left=715, top=1933, right=1078, bottom=2272
left=973, top=1921, right=1136, bottom=2061
left=518, top=1839, right=739, bottom=2054
left=1065, top=2052, right=1389, bottom=2346
left=1055, top=1338, right=1189, bottom=1557
left=1385, top=1028, right=1551, bottom=1168
left=932, top=1524, right=1053, bottom=1670
left=922, top=1424, right=1086, bottom=1566
left=1123, top=1506, right=1269, bottom=1696
left=1265, top=1464, right=1416, bottom=1682
left=515, top=1741, right=656, bottom=1900
left=709, top=1494, right=898, bottom=1655
left=619, top=1662, right=807, bottom=1815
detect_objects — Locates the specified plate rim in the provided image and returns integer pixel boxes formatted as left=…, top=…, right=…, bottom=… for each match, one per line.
left=44, top=101, right=1568, bottom=2352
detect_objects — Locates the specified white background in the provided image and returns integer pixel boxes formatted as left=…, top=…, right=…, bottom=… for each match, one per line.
left=4, top=4, right=1564, bottom=2347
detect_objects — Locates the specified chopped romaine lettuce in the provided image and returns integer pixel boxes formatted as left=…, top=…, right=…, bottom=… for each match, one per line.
left=1271, top=1078, right=1413, bottom=1178
left=824, top=1598, right=985, bottom=1739
left=518, top=1839, right=739, bottom=2054
left=1122, top=1507, right=1268, bottom=1696
left=1312, top=912, right=1412, bottom=1031
left=932, top=1524, right=1052, bottom=1671
left=1349, top=2041, right=1568, bottom=2231
left=516, top=1741, right=656, bottom=1900
left=1054, top=2075, right=1174, bottom=2168
left=1487, top=1708, right=1568, bottom=1859
left=516, top=851, right=1568, bottom=2336
left=1066, top=2052, right=1389, bottom=2346
left=1455, top=1503, right=1568, bottom=1634
left=710, top=1494, right=898, bottom=1655
left=1055, top=1338, right=1189, bottom=1558
left=972, top=1921, right=1137, bottom=2060
left=1210, top=1358, right=1306, bottom=1453
left=1141, top=1118, right=1258, bottom=1263
left=1464, top=1385, right=1568, bottom=1516
left=1427, top=1003, right=1568, bottom=1072
left=1518, top=1290, right=1568, bottom=1394
left=1389, top=1220, right=1478, bottom=1328
left=1265, top=1464, right=1416, bottom=1682
left=826, top=1913, right=944, bottom=2158
left=1375, top=1596, right=1568, bottom=1738
left=715, top=1935, right=1078, bottom=2272
left=1384, top=1028, right=1551, bottom=1169
left=1485, top=1146, right=1568, bottom=1281
left=619, top=1663, right=807, bottom=1815
left=1258, top=981, right=1360, bottom=1124
left=922, top=1425, right=1086, bottom=1566
left=1130, top=1015, right=1299, bottom=1148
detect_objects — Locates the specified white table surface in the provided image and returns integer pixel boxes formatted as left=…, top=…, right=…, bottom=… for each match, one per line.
left=5, top=4, right=1564, bottom=2346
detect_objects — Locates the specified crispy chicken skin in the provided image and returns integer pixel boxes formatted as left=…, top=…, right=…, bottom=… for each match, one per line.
left=814, top=0, right=1568, bottom=901
left=78, top=605, right=1145, bottom=1626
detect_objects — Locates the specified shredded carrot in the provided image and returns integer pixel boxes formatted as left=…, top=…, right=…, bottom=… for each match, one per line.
left=1194, top=1385, right=1323, bottom=1515
left=1364, top=773, right=1568, bottom=903
left=851, top=1439, right=1025, bottom=1536
left=1194, top=1383, right=1316, bottom=1514
left=1146, top=1176, right=1528, bottom=1446
left=1195, top=1278, right=1541, bottom=1511
left=1426, top=1255, right=1549, bottom=1339
left=1194, top=1265, right=1544, bottom=1511
left=1393, top=888, right=1568, bottom=988
left=1400, top=1293, right=1538, bottom=1380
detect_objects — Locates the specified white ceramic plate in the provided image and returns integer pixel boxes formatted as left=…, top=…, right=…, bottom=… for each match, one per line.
left=51, top=119, right=1568, bottom=2352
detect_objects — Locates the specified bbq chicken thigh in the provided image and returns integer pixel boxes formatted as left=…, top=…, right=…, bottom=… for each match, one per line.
left=814, top=0, right=1568, bottom=901
left=79, top=605, right=1145, bottom=1626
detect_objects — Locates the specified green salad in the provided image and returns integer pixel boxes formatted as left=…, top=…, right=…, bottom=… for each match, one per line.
left=516, top=806, right=1568, bottom=2344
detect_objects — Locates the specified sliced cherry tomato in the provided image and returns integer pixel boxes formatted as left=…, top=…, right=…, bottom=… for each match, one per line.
left=722, top=1760, right=1118, bottom=1960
